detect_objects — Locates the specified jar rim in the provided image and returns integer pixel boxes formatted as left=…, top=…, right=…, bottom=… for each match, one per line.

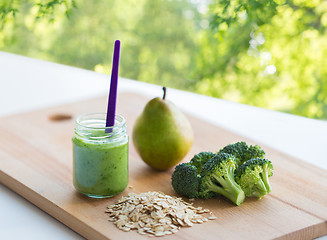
left=75, top=113, right=126, bottom=130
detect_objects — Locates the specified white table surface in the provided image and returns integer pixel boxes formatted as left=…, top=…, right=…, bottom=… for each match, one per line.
left=0, top=51, right=326, bottom=239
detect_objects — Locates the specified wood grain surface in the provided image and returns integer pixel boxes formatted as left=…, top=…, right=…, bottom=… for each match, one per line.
left=0, top=92, right=326, bottom=240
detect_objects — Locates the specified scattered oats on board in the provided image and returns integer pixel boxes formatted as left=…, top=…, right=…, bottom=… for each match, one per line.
left=105, top=191, right=216, bottom=237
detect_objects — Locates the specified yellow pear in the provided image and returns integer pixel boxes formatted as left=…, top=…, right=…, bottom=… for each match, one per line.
left=132, top=87, right=193, bottom=170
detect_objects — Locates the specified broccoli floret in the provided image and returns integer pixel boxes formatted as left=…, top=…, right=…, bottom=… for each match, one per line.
left=218, top=141, right=266, bottom=167
left=171, top=163, right=200, bottom=198
left=199, top=153, right=245, bottom=206
left=190, top=152, right=216, bottom=174
left=235, top=158, right=273, bottom=199
left=244, top=145, right=265, bottom=162
left=218, top=142, right=248, bottom=167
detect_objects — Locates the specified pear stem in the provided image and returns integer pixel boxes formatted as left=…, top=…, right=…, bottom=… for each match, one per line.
left=162, top=87, right=166, bottom=100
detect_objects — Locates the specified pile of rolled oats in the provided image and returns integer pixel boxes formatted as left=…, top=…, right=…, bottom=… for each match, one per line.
left=105, top=191, right=216, bottom=237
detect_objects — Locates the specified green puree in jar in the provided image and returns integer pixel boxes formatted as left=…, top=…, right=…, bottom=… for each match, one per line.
left=73, top=136, right=129, bottom=198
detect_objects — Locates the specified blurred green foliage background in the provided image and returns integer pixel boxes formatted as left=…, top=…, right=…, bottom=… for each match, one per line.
left=1, top=0, right=327, bottom=119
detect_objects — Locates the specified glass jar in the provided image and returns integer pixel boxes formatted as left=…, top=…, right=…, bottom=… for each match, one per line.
left=72, top=113, right=129, bottom=198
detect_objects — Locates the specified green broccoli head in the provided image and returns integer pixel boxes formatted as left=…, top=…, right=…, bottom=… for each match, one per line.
left=190, top=152, right=216, bottom=174
left=244, top=145, right=265, bottom=162
left=199, top=153, right=245, bottom=206
left=171, top=163, right=200, bottom=199
left=235, top=158, right=273, bottom=199
left=218, top=142, right=248, bottom=167
left=218, top=141, right=266, bottom=167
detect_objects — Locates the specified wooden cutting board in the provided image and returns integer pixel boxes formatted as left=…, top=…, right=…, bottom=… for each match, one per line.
left=0, top=92, right=326, bottom=240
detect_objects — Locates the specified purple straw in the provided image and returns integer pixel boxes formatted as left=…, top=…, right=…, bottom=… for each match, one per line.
left=106, top=40, right=121, bottom=130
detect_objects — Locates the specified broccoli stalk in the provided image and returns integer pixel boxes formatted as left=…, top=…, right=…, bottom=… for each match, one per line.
left=235, top=158, right=273, bottom=199
left=261, top=162, right=272, bottom=193
left=200, top=153, right=245, bottom=206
